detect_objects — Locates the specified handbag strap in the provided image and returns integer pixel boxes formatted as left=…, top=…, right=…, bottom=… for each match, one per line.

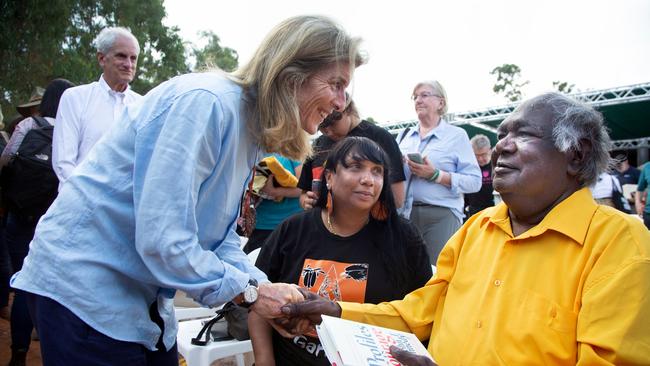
left=240, top=168, right=256, bottom=214
left=397, top=127, right=411, bottom=144
left=191, top=301, right=237, bottom=346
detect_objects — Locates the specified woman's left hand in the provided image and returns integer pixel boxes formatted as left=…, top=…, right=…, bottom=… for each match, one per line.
left=252, top=283, right=304, bottom=319
left=407, top=156, right=436, bottom=180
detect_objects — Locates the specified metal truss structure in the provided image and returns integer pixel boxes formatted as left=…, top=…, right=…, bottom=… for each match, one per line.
left=380, top=82, right=650, bottom=148
left=612, top=136, right=650, bottom=150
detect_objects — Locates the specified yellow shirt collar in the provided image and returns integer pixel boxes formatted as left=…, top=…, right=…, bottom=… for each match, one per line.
left=481, top=188, right=597, bottom=245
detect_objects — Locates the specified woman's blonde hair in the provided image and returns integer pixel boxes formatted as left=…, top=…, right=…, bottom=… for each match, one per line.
left=231, top=15, right=365, bottom=160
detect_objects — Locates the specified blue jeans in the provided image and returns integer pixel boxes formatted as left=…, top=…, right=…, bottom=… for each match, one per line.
left=6, top=212, right=36, bottom=351
left=26, top=292, right=178, bottom=366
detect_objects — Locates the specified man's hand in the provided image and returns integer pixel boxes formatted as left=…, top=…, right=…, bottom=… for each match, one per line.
left=389, top=345, right=437, bottom=366
left=273, top=288, right=341, bottom=336
left=300, top=191, right=318, bottom=210
left=251, top=283, right=304, bottom=319
left=407, top=156, right=436, bottom=180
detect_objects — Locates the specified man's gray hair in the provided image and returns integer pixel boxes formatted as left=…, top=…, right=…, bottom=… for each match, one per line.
left=94, top=27, right=140, bottom=54
left=470, top=134, right=491, bottom=150
left=526, top=92, right=611, bottom=187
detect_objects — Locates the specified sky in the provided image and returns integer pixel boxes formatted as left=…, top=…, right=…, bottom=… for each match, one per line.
left=163, top=0, right=650, bottom=123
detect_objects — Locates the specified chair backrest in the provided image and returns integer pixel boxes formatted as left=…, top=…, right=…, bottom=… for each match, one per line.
left=175, top=306, right=216, bottom=321
left=247, top=248, right=260, bottom=265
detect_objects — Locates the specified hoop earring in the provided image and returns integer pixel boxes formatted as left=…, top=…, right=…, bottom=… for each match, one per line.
left=370, top=201, right=388, bottom=221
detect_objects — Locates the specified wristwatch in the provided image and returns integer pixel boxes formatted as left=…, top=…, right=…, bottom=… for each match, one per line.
left=240, top=278, right=259, bottom=308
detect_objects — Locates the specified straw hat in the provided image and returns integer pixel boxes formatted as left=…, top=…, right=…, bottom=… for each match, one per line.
left=16, top=87, right=45, bottom=117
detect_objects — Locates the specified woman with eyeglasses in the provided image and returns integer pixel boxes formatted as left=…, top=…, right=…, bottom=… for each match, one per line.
left=298, top=97, right=406, bottom=210
left=398, top=80, right=481, bottom=264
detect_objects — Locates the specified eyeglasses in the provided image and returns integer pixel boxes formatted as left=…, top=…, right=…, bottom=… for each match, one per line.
left=411, top=92, right=442, bottom=101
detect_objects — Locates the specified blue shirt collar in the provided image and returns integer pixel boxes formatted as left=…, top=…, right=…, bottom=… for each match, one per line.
left=412, top=118, right=448, bottom=140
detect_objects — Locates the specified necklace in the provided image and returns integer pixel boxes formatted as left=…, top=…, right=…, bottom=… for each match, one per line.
left=326, top=211, right=370, bottom=237
left=326, top=211, right=340, bottom=236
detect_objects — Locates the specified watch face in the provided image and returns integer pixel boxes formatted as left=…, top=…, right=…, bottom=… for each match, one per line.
left=244, top=286, right=258, bottom=304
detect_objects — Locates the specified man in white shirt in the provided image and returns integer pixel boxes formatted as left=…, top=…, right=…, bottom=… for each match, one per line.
left=53, top=27, right=142, bottom=188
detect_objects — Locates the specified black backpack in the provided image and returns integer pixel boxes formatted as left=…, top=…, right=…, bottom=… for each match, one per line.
left=1, top=116, right=59, bottom=220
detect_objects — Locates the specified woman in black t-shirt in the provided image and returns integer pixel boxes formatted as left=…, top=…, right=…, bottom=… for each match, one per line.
left=250, top=137, right=432, bottom=366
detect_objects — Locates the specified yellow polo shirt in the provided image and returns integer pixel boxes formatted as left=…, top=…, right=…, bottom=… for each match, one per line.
left=341, top=188, right=650, bottom=365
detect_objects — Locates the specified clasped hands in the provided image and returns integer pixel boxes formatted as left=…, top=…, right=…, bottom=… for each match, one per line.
left=249, top=285, right=338, bottom=337
left=253, top=286, right=436, bottom=366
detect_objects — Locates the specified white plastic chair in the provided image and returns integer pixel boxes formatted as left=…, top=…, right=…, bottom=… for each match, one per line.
left=176, top=318, right=252, bottom=366
left=247, top=248, right=261, bottom=265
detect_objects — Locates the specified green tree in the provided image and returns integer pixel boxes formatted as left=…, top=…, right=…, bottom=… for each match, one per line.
left=0, top=0, right=190, bottom=119
left=552, top=81, right=575, bottom=94
left=193, top=31, right=238, bottom=72
left=490, top=63, right=529, bottom=102
left=365, top=116, right=377, bottom=124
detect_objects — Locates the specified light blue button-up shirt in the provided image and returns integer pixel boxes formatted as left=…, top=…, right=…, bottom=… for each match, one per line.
left=12, top=72, right=268, bottom=351
left=398, top=120, right=481, bottom=221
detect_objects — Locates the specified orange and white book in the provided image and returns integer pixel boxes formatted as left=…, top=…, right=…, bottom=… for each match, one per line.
left=316, top=315, right=434, bottom=366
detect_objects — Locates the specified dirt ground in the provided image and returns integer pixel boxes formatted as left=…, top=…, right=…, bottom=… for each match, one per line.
left=0, top=293, right=42, bottom=365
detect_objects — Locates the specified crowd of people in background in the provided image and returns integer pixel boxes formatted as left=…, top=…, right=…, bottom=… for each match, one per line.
left=0, top=15, right=648, bottom=366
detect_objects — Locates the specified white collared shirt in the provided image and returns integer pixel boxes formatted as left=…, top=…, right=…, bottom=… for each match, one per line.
left=53, top=75, right=141, bottom=188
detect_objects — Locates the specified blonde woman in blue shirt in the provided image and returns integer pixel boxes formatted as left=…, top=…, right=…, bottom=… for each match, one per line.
left=11, top=16, right=366, bottom=365
left=398, top=80, right=481, bottom=264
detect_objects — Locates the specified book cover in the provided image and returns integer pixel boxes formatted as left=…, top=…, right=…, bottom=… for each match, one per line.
left=316, top=315, right=434, bottom=366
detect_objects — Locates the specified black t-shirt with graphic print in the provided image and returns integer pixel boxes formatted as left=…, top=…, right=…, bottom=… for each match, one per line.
left=297, top=120, right=407, bottom=192
left=256, top=208, right=432, bottom=366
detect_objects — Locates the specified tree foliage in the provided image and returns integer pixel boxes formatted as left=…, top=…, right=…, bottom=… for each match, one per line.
left=552, top=81, right=575, bottom=94
left=193, top=31, right=238, bottom=72
left=0, top=0, right=190, bottom=119
left=490, top=63, right=529, bottom=102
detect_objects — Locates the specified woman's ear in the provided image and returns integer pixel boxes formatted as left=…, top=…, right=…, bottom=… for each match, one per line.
left=438, top=99, right=446, bottom=113
left=567, top=138, right=592, bottom=177
left=324, top=170, right=333, bottom=190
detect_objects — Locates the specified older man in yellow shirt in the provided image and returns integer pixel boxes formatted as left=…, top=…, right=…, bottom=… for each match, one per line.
left=280, top=92, right=650, bottom=365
